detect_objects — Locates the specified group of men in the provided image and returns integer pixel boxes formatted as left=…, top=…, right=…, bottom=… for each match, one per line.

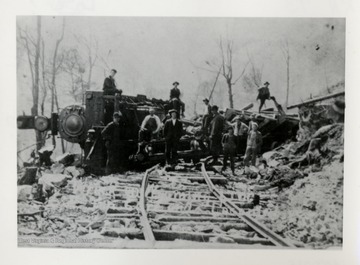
left=100, top=68, right=268, bottom=173
left=100, top=69, right=184, bottom=170
left=201, top=100, right=263, bottom=176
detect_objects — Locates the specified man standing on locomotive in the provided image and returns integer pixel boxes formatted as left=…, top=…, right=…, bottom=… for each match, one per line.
left=164, top=109, right=183, bottom=166
left=101, top=111, right=126, bottom=174
left=170, top=81, right=185, bottom=118
left=103, top=69, right=122, bottom=95
left=103, top=69, right=123, bottom=124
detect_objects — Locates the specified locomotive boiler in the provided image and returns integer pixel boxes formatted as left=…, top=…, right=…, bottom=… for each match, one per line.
left=17, top=91, right=209, bottom=174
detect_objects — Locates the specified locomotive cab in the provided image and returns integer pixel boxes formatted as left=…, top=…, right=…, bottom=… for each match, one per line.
left=18, top=90, right=209, bottom=174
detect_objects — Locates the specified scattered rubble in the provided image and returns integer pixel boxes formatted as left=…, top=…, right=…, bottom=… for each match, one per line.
left=17, top=95, right=344, bottom=249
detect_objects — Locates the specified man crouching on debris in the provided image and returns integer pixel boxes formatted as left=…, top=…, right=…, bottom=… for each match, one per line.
left=164, top=109, right=183, bottom=166
left=244, top=123, right=262, bottom=167
left=221, top=127, right=237, bottom=176
left=101, top=112, right=126, bottom=174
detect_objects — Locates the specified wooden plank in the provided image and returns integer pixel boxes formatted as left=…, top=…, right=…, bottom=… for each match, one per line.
left=153, top=230, right=271, bottom=245
left=148, top=210, right=237, bottom=218
left=106, top=214, right=139, bottom=219
left=155, top=216, right=241, bottom=223
left=157, top=221, right=252, bottom=231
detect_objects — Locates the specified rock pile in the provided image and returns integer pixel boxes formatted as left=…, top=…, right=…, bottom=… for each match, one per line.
left=218, top=121, right=344, bottom=249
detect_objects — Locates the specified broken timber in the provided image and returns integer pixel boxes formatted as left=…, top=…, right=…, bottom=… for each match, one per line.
left=287, top=91, right=345, bottom=110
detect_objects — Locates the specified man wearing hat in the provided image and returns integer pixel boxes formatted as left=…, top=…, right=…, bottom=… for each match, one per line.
left=202, top=98, right=213, bottom=133
left=103, top=69, right=123, bottom=124
left=101, top=111, right=126, bottom=174
left=209, top=105, right=225, bottom=164
left=257, top=81, right=271, bottom=112
left=103, top=69, right=122, bottom=95
left=230, top=112, right=249, bottom=154
left=169, top=81, right=185, bottom=117
left=248, top=113, right=258, bottom=131
left=244, top=123, right=262, bottom=167
left=163, top=109, right=183, bottom=165
left=221, top=126, right=237, bottom=175
left=139, top=107, right=162, bottom=142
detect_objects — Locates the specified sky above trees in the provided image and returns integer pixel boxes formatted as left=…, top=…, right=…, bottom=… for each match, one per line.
left=17, top=16, right=345, bottom=115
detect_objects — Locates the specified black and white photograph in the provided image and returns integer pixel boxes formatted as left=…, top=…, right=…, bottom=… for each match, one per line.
left=15, top=16, right=347, bottom=250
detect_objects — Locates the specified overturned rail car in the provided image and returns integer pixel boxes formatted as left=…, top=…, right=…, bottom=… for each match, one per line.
left=17, top=91, right=209, bottom=174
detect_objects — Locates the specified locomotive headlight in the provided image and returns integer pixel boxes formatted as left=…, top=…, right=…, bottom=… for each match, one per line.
left=58, top=105, right=87, bottom=143
left=34, top=116, right=49, bottom=132
left=62, top=114, right=85, bottom=137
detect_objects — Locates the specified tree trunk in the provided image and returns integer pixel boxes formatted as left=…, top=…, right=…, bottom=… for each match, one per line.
left=33, top=16, right=42, bottom=151
left=285, top=58, right=290, bottom=109
left=40, top=39, right=46, bottom=116
left=227, top=80, right=234, bottom=109
left=87, top=57, right=92, bottom=91
left=50, top=18, right=65, bottom=153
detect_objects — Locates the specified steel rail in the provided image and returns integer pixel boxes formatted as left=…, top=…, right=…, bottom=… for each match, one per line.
left=139, top=164, right=159, bottom=244
left=201, top=163, right=296, bottom=248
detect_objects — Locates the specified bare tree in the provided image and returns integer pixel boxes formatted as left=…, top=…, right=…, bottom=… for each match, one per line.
left=198, top=38, right=249, bottom=109
left=280, top=40, right=290, bottom=109
left=218, top=38, right=249, bottom=108
left=18, top=17, right=43, bottom=151
left=75, top=34, right=99, bottom=102
left=40, top=39, right=48, bottom=116
left=50, top=17, right=66, bottom=151
left=247, top=51, right=263, bottom=88
left=61, top=48, right=85, bottom=102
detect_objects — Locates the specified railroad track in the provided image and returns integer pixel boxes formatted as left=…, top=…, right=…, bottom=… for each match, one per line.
left=134, top=163, right=296, bottom=248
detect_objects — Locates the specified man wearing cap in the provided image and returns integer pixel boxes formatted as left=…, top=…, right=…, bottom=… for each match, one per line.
left=101, top=111, right=126, bottom=174
left=248, top=113, right=258, bottom=131
left=221, top=127, right=237, bottom=175
left=230, top=112, right=249, bottom=154
left=103, top=69, right=122, bottom=95
left=202, top=98, right=212, bottom=133
left=139, top=108, right=162, bottom=142
left=169, top=81, right=185, bottom=117
left=163, top=109, right=183, bottom=165
left=209, top=105, right=225, bottom=164
left=257, top=81, right=271, bottom=112
left=103, top=69, right=123, bottom=124
left=244, top=123, right=262, bottom=167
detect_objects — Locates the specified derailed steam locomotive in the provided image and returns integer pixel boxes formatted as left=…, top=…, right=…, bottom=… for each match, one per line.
left=17, top=91, right=300, bottom=175
left=17, top=91, right=209, bottom=174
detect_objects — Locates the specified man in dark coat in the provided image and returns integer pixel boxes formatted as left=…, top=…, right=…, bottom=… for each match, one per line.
left=209, top=105, right=224, bottom=164
left=169, top=81, right=185, bottom=117
left=103, top=69, right=123, bottom=124
left=163, top=109, right=183, bottom=165
left=201, top=98, right=213, bottom=134
left=103, top=69, right=122, bottom=95
left=221, top=127, right=237, bottom=175
left=257, top=81, right=271, bottom=112
left=101, top=111, right=126, bottom=174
